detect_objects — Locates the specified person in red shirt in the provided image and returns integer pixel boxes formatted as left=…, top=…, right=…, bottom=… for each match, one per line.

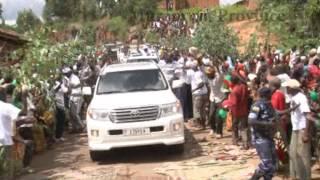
left=307, top=58, right=320, bottom=90
left=223, top=74, right=250, bottom=149
left=269, top=78, right=289, bottom=151
left=270, top=78, right=286, bottom=111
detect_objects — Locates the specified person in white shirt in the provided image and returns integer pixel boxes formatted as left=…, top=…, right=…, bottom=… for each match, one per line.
left=184, top=58, right=195, bottom=119
left=289, top=46, right=298, bottom=68
left=63, top=67, right=83, bottom=133
left=53, top=75, right=68, bottom=141
left=191, top=60, right=208, bottom=129
left=159, top=53, right=178, bottom=86
left=207, top=66, right=225, bottom=138
left=173, top=55, right=193, bottom=121
left=283, top=79, right=312, bottom=180
left=0, top=86, right=34, bottom=179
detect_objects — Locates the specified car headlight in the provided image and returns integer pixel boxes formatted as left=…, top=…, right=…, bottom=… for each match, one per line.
left=87, top=109, right=110, bottom=121
left=160, top=101, right=181, bottom=117
left=172, top=122, right=183, bottom=131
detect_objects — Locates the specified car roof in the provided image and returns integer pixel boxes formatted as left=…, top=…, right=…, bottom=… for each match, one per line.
left=100, top=62, right=159, bottom=75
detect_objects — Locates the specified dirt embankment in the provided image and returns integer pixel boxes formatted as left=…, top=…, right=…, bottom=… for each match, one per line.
left=228, top=19, right=279, bottom=54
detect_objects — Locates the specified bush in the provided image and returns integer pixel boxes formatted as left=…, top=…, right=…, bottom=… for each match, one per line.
left=193, top=14, right=239, bottom=62
left=107, top=16, right=129, bottom=42
left=259, top=0, right=320, bottom=50
left=145, top=31, right=160, bottom=45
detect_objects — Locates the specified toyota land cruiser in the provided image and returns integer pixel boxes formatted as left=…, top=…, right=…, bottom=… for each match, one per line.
left=87, top=62, right=185, bottom=161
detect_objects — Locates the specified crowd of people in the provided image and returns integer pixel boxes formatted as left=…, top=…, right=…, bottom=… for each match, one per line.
left=0, top=47, right=114, bottom=179
left=150, top=13, right=206, bottom=38
left=158, top=45, right=320, bottom=180
left=1, top=41, right=320, bottom=179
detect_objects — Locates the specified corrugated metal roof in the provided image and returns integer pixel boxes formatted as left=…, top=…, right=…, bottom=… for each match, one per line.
left=219, top=0, right=244, bottom=6
left=0, top=28, right=28, bottom=44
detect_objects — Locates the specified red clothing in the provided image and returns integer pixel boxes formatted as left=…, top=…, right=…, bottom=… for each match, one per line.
left=271, top=90, right=288, bottom=136
left=309, top=65, right=320, bottom=78
left=271, top=90, right=286, bottom=111
left=267, top=57, right=274, bottom=66
left=307, top=65, right=320, bottom=89
left=228, top=83, right=249, bottom=118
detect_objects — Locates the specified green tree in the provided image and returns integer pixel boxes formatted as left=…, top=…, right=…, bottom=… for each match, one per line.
left=145, top=31, right=160, bottom=45
left=244, top=33, right=259, bottom=60
left=96, top=0, right=117, bottom=17
left=107, top=16, right=129, bottom=42
left=43, top=0, right=80, bottom=21
left=79, top=23, right=96, bottom=45
left=259, top=0, right=320, bottom=49
left=0, top=2, right=3, bottom=19
left=16, top=9, right=42, bottom=33
left=113, top=0, right=158, bottom=25
left=0, top=3, right=4, bottom=25
left=0, top=3, right=2, bottom=17
left=305, top=0, right=320, bottom=36
left=43, top=0, right=159, bottom=25
left=79, top=0, right=98, bottom=21
left=193, top=15, right=239, bottom=63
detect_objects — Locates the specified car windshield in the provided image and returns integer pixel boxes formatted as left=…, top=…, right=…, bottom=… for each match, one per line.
left=128, top=58, right=158, bottom=63
left=97, top=69, right=168, bottom=94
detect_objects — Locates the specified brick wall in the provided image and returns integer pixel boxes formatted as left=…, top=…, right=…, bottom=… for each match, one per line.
left=159, top=0, right=255, bottom=10
left=248, top=0, right=258, bottom=10
left=158, top=0, right=167, bottom=9
left=159, top=0, right=219, bottom=10
left=184, top=0, right=219, bottom=9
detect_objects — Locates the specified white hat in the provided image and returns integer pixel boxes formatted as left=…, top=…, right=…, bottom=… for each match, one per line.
left=62, top=67, right=71, bottom=74
left=317, top=46, right=320, bottom=54
left=185, top=60, right=193, bottom=68
left=310, top=48, right=317, bottom=56
left=275, top=50, right=281, bottom=54
left=189, top=47, right=198, bottom=56
left=282, top=79, right=301, bottom=89
left=73, top=65, right=77, bottom=71
left=191, top=60, right=198, bottom=68
left=248, top=73, right=257, bottom=81
left=77, top=54, right=84, bottom=61
left=32, top=73, right=38, bottom=78
left=202, top=58, right=210, bottom=66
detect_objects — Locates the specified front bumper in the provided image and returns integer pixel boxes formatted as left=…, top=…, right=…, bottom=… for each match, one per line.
left=87, top=114, right=185, bottom=151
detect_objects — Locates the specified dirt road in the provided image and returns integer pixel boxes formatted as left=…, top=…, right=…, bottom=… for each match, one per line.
left=19, top=125, right=320, bottom=180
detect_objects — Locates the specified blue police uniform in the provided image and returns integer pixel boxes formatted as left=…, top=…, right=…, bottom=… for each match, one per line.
left=249, top=99, right=277, bottom=180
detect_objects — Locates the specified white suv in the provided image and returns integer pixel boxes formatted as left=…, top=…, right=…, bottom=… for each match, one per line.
left=87, top=62, right=185, bottom=161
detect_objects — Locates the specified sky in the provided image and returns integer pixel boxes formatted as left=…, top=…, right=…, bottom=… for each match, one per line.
left=0, top=0, right=45, bottom=25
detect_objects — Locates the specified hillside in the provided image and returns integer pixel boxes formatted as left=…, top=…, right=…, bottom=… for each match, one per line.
left=228, top=19, right=279, bottom=54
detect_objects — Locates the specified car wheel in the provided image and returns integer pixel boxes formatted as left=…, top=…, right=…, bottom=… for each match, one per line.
left=89, top=150, right=103, bottom=161
left=168, top=143, right=185, bottom=154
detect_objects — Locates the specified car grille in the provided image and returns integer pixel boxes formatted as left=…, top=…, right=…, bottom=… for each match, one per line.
left=110, top=106, right=159, bottom=123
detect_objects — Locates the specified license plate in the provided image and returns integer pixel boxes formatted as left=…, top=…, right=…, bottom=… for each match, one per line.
left=124, top=128, right=150, bottom=136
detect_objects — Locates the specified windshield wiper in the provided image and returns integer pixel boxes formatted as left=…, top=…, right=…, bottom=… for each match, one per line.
left=99, top=90, right=127, bottom=94
left=127, top=88, right=162, bottom=92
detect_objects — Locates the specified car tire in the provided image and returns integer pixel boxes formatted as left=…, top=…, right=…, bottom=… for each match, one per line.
left=168, top=143, right=185, bottom=154
left=89, top=150, right=103, bottom=162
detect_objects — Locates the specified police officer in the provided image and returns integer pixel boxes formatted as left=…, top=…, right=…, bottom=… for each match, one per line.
left=249, top=87, right=277, bottom=180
